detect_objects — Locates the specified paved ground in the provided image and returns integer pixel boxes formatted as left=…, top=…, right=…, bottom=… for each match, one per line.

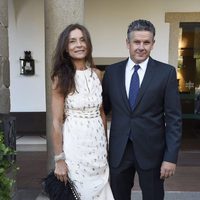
left=12, top=133, right=200, bottom=200
left=13, top=190, right=200, bottom=200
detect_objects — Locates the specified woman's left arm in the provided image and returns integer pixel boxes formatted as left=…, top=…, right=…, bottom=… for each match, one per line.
left=100, top=105, right=108, bottom=140
left=93, top=68, right=108, bottom=140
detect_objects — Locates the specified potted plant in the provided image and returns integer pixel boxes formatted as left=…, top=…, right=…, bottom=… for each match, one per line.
left=0, top=125, right=17, bottom=200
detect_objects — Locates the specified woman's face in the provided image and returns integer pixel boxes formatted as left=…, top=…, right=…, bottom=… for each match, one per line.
left=67, top=28, right=88, bottom=61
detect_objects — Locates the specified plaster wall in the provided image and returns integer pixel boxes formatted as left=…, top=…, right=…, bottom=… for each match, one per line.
left=85, top=0, right=200, bottom=63
left=8, top=0, right=200, bottom=111
left=8, top=0, right=45, bottom=112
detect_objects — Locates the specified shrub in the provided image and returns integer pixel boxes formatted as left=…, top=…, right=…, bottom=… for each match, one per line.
left=0, top=128, right=17, bottom=200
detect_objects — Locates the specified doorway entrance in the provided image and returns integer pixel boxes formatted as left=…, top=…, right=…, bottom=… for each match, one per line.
left=166, top=13, right=200, bottom=151
left=178, top=22, right=200, bottom=150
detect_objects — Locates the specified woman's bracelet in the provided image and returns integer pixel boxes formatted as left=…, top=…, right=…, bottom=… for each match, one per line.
left=54, top=152, right=65, bottom=162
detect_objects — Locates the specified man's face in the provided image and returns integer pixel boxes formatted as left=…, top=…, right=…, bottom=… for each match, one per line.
left=126, top=30, right=155, bottom=64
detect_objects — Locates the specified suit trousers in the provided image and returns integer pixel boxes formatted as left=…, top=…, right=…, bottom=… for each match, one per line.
left=110, top=139, right=164, bottom=200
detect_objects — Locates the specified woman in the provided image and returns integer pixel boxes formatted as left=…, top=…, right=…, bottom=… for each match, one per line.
left=51, top=24, right=114, bottom=200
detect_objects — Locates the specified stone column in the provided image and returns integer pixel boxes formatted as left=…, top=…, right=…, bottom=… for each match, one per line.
left=44, top=0, right=84, bottom=170
left=0, top=0, right=10, bottom=114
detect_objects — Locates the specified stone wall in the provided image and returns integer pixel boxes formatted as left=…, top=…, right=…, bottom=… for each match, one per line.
left=0, top=0, right=10, bottom=114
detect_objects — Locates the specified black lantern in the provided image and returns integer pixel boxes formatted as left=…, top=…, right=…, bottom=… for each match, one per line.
left=20, top=51, right=35, bottom=75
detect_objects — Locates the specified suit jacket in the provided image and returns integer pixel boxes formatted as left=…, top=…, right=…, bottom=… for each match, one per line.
left=102, top=57, right=182, bottom=170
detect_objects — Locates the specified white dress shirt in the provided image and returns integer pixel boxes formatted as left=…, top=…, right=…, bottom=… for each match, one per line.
left=125, top=57, right=149, bottom=97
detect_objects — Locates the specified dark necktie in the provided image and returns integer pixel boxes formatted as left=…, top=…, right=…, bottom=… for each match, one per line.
left=129, top=65, right=140, bottom=110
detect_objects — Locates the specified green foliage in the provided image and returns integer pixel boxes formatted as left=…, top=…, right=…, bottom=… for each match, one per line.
left=0, top=128, right=17, bottom=200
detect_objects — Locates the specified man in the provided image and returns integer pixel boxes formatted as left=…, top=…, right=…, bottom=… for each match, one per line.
left=102, top=19, right=182, bottom=200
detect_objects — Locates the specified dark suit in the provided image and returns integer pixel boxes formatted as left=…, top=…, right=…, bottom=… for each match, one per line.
left=102, top=57, right=182, bottom=200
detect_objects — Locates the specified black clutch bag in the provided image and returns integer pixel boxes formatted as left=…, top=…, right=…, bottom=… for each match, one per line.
left=43, top=171, right=81, bottom=200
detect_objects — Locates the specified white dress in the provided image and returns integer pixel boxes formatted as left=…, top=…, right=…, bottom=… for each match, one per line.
left=63, top=68, right=114, bottom=200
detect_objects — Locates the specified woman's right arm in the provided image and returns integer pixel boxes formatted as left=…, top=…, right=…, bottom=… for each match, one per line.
left=51, top=78, right=68, bottom=183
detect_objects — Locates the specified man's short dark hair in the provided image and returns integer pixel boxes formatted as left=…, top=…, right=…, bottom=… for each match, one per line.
left=127, top=19, right=155, bottom=40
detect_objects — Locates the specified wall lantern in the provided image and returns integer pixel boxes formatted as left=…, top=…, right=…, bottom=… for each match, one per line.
left=20, top=51, right=35, bottom=75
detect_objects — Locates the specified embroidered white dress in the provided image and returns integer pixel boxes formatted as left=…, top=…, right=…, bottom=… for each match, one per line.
left=63, top=68, right=114, bottom=200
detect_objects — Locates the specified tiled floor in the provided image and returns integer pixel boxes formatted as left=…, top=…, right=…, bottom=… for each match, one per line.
left=13, top=132, right=200, bottom=199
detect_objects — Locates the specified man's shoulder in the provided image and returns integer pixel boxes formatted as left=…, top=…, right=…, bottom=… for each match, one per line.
left=106, top=59, right=128, bottom=71
left=150, top=57, right=174, bottom=70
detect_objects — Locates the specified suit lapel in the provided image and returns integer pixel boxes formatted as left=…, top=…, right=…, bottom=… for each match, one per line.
left=134, top=57, right=155, bottom=110
left=118, top=60, right=131, bottom=112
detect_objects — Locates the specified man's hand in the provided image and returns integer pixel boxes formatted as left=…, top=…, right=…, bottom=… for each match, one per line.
left=160, top=161, right=176, bottom=179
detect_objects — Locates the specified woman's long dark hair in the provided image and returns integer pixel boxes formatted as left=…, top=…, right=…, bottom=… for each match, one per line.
left=51, top=24, right=94, bottom=97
